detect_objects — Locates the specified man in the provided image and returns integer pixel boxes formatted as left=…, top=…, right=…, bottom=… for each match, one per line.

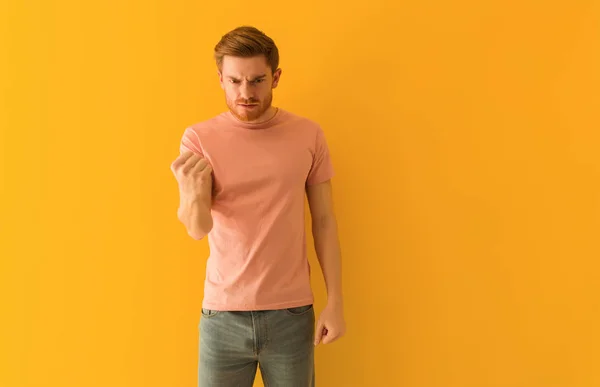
left=170, top=26, right=345, bottom=387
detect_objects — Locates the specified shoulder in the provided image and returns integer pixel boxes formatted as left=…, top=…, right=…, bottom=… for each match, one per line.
left=281, top=109, right=322, bottom=131
left=179, top=112, right=229, bottom=155
left=185, top=111, right=229, bottom=137
left=280, top=109, right=326, bottom=143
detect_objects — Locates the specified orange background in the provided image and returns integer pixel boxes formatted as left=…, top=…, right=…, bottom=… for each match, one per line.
left=1, top=1, right=599, bottom=386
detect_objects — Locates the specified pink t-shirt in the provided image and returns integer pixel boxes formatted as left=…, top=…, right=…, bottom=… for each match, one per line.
left=179, top=108, right=334, bottom=311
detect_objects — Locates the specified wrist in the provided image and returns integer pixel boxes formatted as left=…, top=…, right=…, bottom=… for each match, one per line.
left=180, top=193, right=210, bottom=209
left=327, top=293, right=344, bottom=306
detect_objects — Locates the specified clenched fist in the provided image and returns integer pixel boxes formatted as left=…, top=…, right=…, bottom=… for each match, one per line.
left=170, top=151, right=213, bottom=201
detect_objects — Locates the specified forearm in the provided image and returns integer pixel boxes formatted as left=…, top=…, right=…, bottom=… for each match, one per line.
left=312, top=216, right=343, bottom=305
left=178, top=195, right=213, bottom=240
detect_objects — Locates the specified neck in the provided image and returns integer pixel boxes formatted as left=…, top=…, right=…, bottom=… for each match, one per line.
left=226, top=106, right=284, bottom=130
left=246, top=106, right=278, bottom=124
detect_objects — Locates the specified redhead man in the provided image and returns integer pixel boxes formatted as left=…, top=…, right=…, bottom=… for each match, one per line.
left=170, top=26, right=345, bottom=387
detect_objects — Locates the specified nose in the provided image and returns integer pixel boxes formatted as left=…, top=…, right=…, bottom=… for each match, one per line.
left=239, top=81, right=252, bottom=101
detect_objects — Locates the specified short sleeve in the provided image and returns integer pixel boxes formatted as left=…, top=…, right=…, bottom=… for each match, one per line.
left=306, top=126, right=334, bottom=186
left=179, top=127, right=204, bottom=157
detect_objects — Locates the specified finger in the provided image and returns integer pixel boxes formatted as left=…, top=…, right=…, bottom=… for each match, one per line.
left=172, top=151, right=194, bottom=168
left=191, top=158, right=210, bottom=174
left=322, top=330, right=337, bottom=344
left=171, top=151, right=195, bottom=172
left=181, top=154, right=201, bottom=174
left=314, top=322, right=325, bottom=346
left=201, top=163, right=213, bottom=177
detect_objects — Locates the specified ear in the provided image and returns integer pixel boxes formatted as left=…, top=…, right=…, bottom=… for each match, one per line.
left=272, top=68, right=282, bottom=89
left=217, top=70, right=224, bottom=90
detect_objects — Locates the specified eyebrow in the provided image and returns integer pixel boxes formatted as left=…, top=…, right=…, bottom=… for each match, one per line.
left=228, top=74, right=267, bottom=81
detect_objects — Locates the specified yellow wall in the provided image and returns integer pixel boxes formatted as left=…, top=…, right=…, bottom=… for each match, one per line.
left=1, top=1, right=599, bottom=386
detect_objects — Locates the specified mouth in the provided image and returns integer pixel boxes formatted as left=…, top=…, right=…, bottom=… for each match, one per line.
left=239, top=104, right=258, bottom=109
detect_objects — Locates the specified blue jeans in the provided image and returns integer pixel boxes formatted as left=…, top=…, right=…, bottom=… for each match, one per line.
left=198, top=304, right=316, bottom=387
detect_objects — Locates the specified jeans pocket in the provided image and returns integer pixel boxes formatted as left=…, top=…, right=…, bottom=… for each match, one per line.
left=201, top=308, right=219, bottom=318
left=284, top=304, right=313, bottom=316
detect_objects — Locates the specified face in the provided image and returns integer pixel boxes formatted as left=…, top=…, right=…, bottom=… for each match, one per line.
left=219, top=55, right=282, bottom=122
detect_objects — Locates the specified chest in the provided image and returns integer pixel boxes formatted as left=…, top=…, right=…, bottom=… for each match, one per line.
left=203, top=131, right=314, bottom=199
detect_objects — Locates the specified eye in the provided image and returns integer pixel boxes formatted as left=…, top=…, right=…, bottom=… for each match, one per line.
left=253, top=79, right=265, bottom=84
